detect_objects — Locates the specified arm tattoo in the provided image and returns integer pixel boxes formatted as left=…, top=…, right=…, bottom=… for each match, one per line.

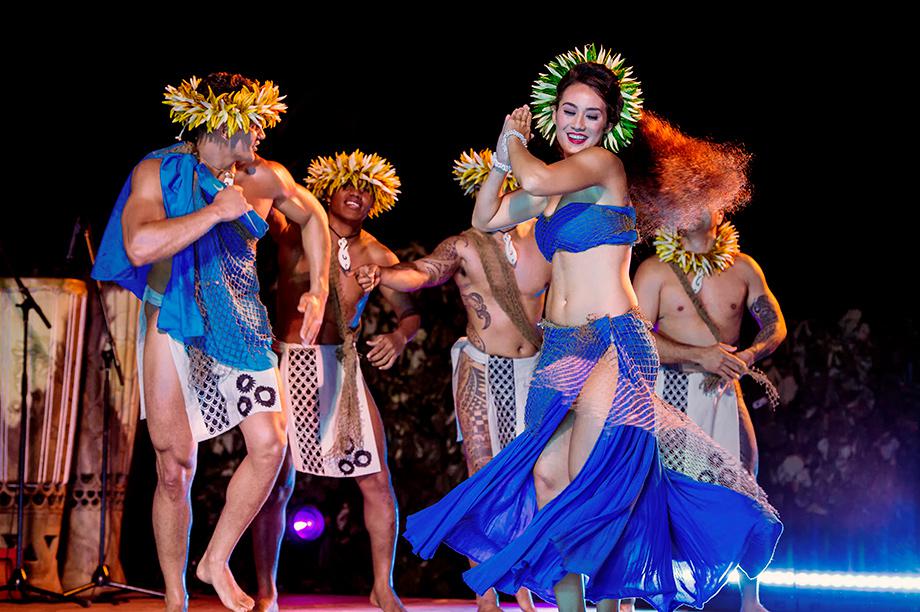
left=391, top=238, right=462, bottom=287
left=750, top=294, right=782, bottom=359
left=462, top=292, right=491, bottom=329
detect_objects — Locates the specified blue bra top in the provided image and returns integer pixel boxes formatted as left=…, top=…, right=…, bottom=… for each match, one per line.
left=534, top=202, right=638, bottom=262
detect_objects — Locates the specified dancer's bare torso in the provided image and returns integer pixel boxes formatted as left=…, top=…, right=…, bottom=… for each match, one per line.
left=641, top=254, right=761, bottom=348
left=271, top=217, right=395, bottom=346
left=539, top=187, right=638, bottom=326
left=445, top=220, right=550, bottom=357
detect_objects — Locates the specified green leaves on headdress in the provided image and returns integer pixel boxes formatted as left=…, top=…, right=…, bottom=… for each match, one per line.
left=531, top=43, right=643, bottom=152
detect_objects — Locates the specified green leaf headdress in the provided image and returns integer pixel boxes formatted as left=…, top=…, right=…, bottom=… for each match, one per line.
left=531, top=44, right=643, bottom=152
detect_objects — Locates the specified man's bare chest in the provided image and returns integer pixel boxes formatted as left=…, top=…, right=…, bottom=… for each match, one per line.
left=456, top=242, right=545, bottom=299
left=661, top=270, right=748, bottom=323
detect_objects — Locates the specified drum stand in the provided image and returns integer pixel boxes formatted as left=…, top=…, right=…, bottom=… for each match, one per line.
left=63, top=228, right=164, bottom=602
left=0, top=273, right=87, bottom=607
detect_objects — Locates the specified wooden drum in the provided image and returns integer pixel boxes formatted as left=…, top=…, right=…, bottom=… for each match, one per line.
left=61, top=283, right=141, bottom=588
left=0, top=278, right=87, bottom=592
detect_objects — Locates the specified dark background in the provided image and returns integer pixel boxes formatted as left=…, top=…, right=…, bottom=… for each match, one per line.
left=4, top=16, right=916, bottom=607
left=6, top=18, right=912, bottom=326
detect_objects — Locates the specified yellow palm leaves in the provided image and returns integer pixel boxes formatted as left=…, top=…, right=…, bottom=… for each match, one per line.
left=654, top=222, right=741, bottom=276
left=305, top=150, right=401, bottom=219
left=452, top=149, right=520, bottom=197
left=163, top=76, right=287, bottom=137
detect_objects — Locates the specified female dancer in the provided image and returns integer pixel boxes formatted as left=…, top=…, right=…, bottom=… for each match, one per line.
left=404, top=46, right=781, bottom=612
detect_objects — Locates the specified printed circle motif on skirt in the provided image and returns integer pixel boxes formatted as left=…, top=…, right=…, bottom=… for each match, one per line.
left=354, top=450, right=373, bottom=467
left=238, top=396, right=253, bottom=417
left=254, top=385, right=276, bottom=407
left=236, top=374, right=255, bottom=393
left=338, top=460, right=355, bottom=475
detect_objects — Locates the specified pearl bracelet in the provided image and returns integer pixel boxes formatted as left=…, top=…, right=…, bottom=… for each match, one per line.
left=499, top=129, right=527, bottom=162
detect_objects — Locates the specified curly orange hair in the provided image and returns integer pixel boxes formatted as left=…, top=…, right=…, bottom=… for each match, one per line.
left=623, top=110, right=751, bottom=236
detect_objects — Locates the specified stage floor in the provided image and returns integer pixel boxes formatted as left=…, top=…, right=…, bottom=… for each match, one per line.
left=2, top=591, right=918, bottom=611
left=0, top=594, right=545, bottom=611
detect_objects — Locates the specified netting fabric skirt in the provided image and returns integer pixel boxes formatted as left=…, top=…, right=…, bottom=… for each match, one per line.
left=405, top=309, right=781, bottom=612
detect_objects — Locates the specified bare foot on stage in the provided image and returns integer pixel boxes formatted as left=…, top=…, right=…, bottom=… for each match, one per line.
left=370, top=584, right=408, bottom=612
left=475, top=587, right=503, bottom=612
left=196, top=552, right=256, bottom=612
left=514, top=586, right=536, bottom=612
left=253, top=596, right=279, bottom=612
left=741, top=602, right=770, bottom=612
left=164, top=595, right=189, bottom=612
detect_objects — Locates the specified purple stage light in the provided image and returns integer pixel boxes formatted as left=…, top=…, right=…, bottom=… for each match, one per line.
left=291, top=505, right=325, bottom=541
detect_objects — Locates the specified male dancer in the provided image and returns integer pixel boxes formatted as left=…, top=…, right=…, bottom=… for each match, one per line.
left=92, top=73, right=328, bottom=612
left=634, top=210, right=786, bottom=612
left=355, top=149, right=550, bottom=612
left=252, top=151, right=418, bottom=612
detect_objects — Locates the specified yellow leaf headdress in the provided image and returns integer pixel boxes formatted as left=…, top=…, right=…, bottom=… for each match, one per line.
left=304, top=150, right=401, bottom=219
left=163, top=76, right=287, bottom=137
left=452, top=148, right=520, bottom=198
left=654, top=222, right=741, bottom=276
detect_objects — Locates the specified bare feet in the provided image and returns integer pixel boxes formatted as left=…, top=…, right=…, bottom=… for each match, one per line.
left=196, top=552, right=255, bottom=612
left=164, top=594, right=189, bottom=612
left=514, top=586, right=536, bottom=612
left=369, top=584, right=407, bottom=612
left=476, top=587, right=503, bottom=612
left=741, top=601, right=770, bottom=612
left=253, top=596, right=279, bottom=612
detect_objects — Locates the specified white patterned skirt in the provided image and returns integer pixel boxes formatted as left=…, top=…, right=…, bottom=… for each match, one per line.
left=277, top=342, right=381, bottom=478
left=654, top=365, right=742, bottom=460
left=137, top=287, right=282, bottom=442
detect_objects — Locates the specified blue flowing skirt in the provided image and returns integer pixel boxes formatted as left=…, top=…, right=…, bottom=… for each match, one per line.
left=405, top=310, right=782, bottom=612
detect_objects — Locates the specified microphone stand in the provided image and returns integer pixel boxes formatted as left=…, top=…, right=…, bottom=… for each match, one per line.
left=62, top=227, right=164, bottom=602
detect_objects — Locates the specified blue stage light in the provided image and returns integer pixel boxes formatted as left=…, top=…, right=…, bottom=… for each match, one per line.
left=727, top=569, right=920, bottom=592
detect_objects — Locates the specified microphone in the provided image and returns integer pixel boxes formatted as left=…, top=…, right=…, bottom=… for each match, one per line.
left=66, top=216, right=83, bottom=262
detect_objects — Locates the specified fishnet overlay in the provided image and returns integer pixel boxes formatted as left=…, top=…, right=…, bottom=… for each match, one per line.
left=660, top=367, right=689, bottom=412
left=327, top=252, right=364, bottom=456
left=532, top=310, right=776, bottom=517
left=191, top=220, right=273, bottom=367
left=488, top=356, right=518, bottom=450
left=286, top=346, right=324, bottom=475
left=186, top=345, right=231, bottom=436
left=654, top=395, right=774, bottom=513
